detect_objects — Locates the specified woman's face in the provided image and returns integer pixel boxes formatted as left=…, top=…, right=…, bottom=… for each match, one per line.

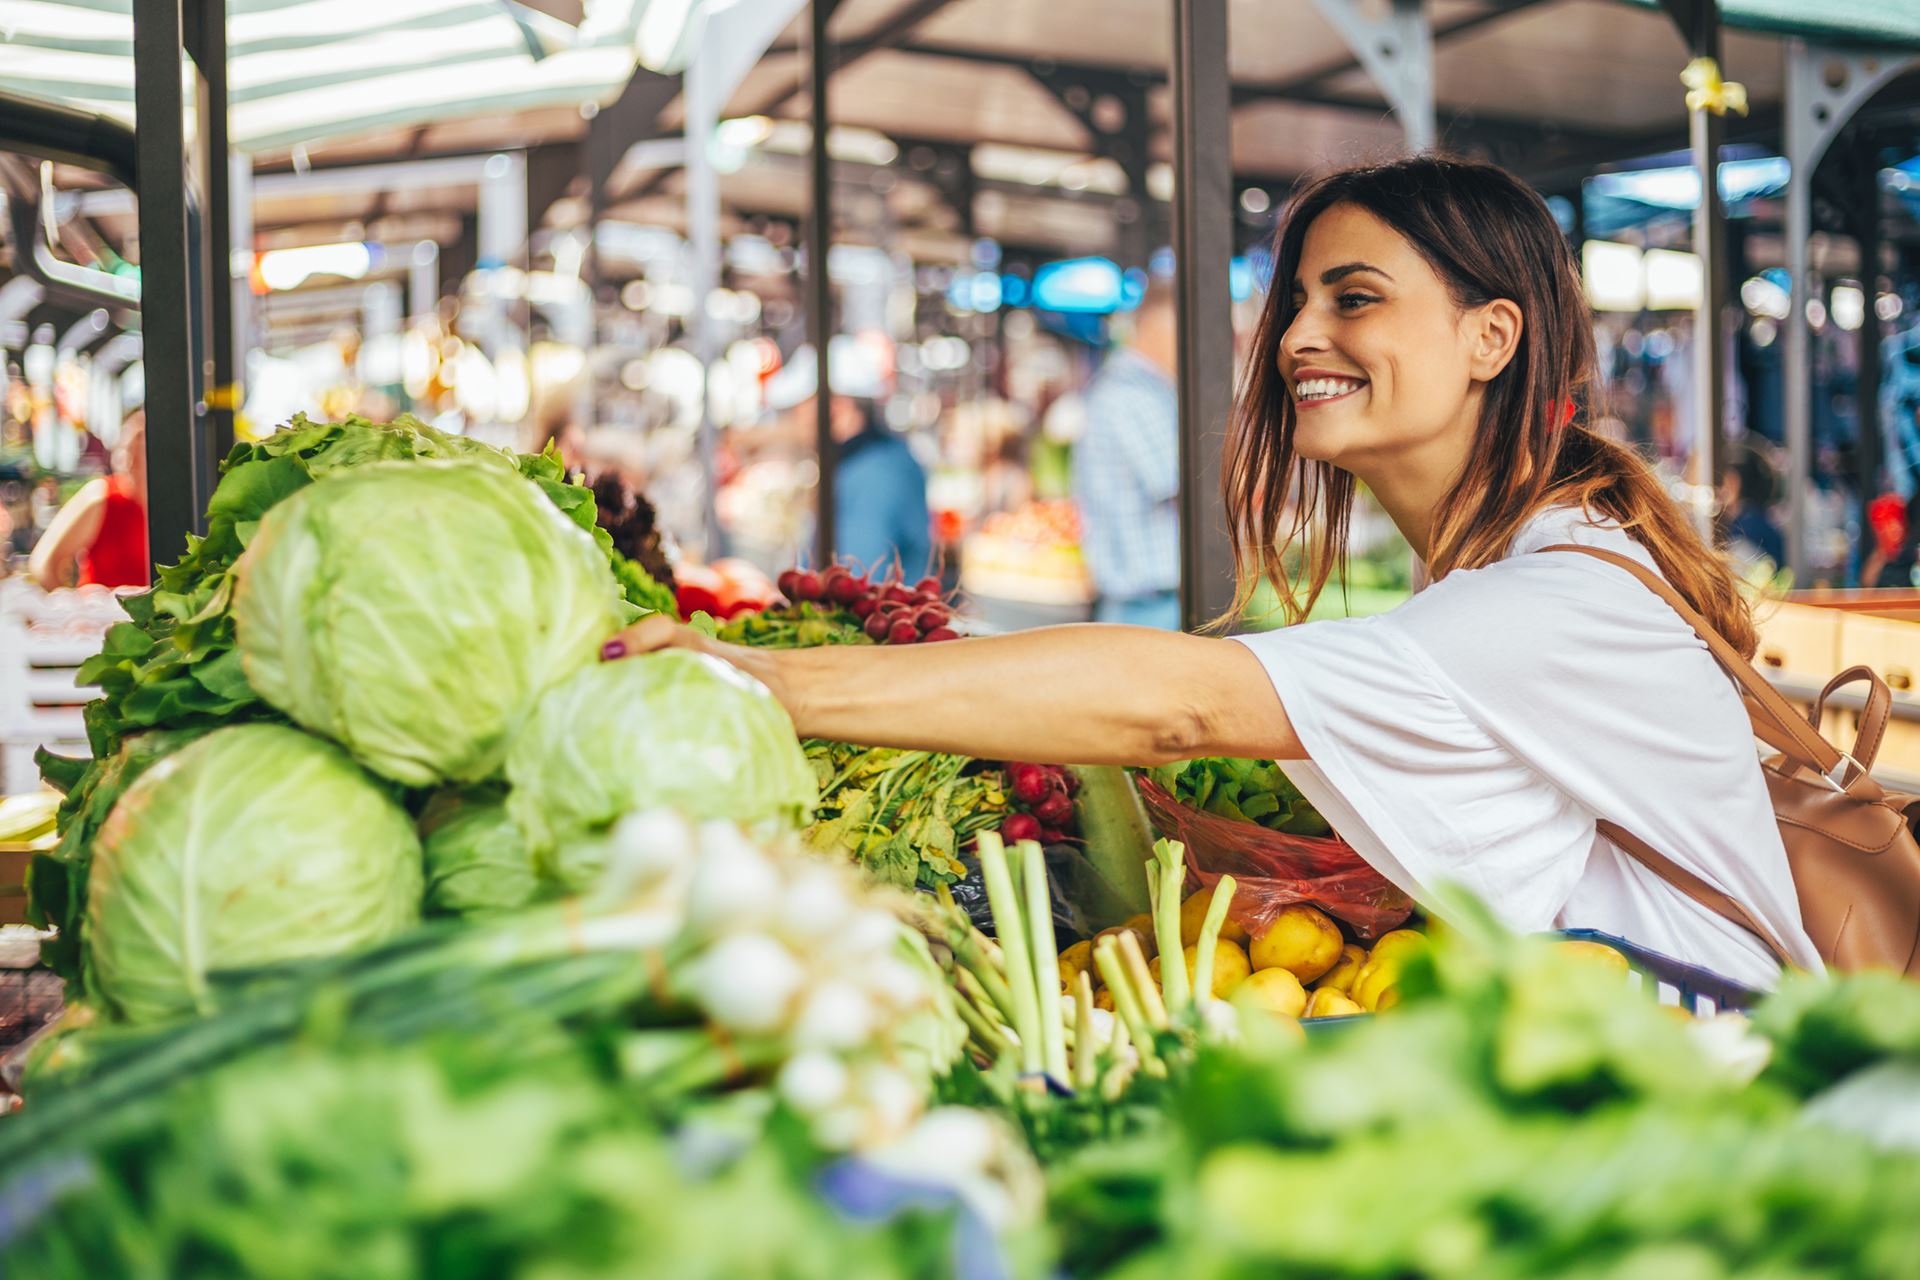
left=1277, top=203, right=1505, bottom=473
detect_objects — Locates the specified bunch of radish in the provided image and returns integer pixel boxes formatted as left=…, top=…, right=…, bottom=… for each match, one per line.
left=997, top=761, right=1079, bottom=846
left=775, top=565, right=959, bottom=644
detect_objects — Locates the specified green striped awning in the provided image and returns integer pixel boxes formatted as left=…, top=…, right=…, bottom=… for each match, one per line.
left=1622, top=0, right=1920, bottom=49
left=0, top=0, right=699, bottom=152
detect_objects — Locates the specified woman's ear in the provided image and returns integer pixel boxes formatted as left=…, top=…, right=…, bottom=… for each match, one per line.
left=1467, top=298, right=1524, bottom=383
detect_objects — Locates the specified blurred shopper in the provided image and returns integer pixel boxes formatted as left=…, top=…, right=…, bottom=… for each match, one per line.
left=1716, top=444, right=1785, bottom=570
left=1861, top=490, right=1920, bottom=589
left=765, top=337, right=930, bottom=578
left=29, top=408, right=148, bottom=589
left=1072, top=284, right=1181, bottom=629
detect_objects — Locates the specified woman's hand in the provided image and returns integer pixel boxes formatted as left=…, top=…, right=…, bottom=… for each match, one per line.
left=600, top=614, right=790, bottom=708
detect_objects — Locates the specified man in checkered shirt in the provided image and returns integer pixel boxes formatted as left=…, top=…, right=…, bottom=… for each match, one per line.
left=1071, top=285, right=1182, bottom=629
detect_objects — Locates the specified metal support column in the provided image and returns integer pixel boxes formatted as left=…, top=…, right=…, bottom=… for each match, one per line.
left=133, top=0, right=216, bottom=564
left=1659, top=0, right=1730, bottom=530
left=1782, top=40, right=1920, bottom=579
left=807, top=0, right=837, bottom=569
left=1850, top=140, right=1884, bottom=582
left=185, top=0, right=233, bottom=459
left=1170, top=0, right=1236, bottom=629
left=1310, top=0, right=1435, bottom=152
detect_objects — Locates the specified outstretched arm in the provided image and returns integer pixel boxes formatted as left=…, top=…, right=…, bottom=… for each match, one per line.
left=603, top=615, right=1304, bottom=766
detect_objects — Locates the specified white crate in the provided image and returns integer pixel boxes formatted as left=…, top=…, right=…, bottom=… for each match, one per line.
left=0, top=582, right=126, bottom=793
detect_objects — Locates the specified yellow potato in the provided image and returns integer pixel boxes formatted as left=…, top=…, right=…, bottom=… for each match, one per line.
left=1236, top=966, right=1308, bottom=1018
left=1179, top=888, right=1249, bottom=946
left=1058, top=940, right=1095, bottom=991
left=1554, top=939, right=1632, bottom=977
left=1313, top=944, right=1368, bottom=993
left=1150, top=939, right=1253, bottom=998
left=1350, top=959, right=1400, bottom=1012
left=1103, top=913, right=1160, bottom=959
left=1303, top=988, right=1364, bottom=1019
left=1249, top=904, right=1344, bottom=984
left=1367, top=929, right=1430, bottom=966
left=1093, top=986, right=1116, bottom=1012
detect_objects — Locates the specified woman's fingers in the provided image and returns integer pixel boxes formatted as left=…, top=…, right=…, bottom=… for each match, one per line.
left=600, top=612, right=694, bottom=661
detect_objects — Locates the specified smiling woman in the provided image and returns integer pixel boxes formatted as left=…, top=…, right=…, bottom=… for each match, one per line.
left=604, top=155, right=1823, bottom=991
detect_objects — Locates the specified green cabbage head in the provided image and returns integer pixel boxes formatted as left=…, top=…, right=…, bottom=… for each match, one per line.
left=233, top=460, right=625, bottom=786
left=506, top=652, right=816, bottom=869
left=421, top=795, right=543, bottom=916
left=84, top=724, right=422, bottom=1023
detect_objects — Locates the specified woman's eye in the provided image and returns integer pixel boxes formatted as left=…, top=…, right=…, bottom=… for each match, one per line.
left=1336, top=292, right=1378, bottom=311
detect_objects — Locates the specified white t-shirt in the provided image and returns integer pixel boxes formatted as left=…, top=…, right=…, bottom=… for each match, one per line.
left=1233, top=507, right=1822, bottom=990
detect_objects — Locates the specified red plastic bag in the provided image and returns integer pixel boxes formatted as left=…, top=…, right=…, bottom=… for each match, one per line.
left=1134, top=776, right=1413, bottom=940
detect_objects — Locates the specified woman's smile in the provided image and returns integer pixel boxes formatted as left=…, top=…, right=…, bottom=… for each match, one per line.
left=1292, top=370, right=1369, bottom=408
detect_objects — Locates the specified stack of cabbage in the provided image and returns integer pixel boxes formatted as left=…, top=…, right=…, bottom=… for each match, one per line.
left=31, top=419, right=816, bottom=1026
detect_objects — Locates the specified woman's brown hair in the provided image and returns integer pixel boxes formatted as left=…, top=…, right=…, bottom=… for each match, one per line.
left=1223, top=155, right=1757, bottom=656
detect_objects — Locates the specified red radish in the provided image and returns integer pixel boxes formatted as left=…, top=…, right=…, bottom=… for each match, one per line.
left=1012, top=769, right=1052, bottom=806
left=1007, top=762, right=1042, bottom=789
left=828, top=574, right=865, bottom=605
left=883, top=584, right=918, bottom=606
left=1038, top=827, right=1069, bottom=845
left=1061, top=768, right=1082, bottom=795
left=914, top=606, right=951, bottom=631
left=793, top=571, right=825, bottom=601
left=850, top=597, right=878, bottom=619
left=915, top=576, right=942, bottom=595
left=776, top=569, right=801, bottom=599
left=1000, top=813, right=1042, bottom=843
left=922, top=627, right=960, bottom=642
left=887, top=619, right=920, bottom=644
left=1034, top=791, right=1073, bottom=825
left=863, top=613, right=892, bottom=641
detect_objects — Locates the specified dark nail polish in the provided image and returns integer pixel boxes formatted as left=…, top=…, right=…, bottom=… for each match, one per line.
left=600, top=639, right=627, bottom=660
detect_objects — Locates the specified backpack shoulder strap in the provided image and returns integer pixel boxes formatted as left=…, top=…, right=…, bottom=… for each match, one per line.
left=1539, top=543, right=1845, bottom=778
left=1539, top=543, right=1803, bottom=969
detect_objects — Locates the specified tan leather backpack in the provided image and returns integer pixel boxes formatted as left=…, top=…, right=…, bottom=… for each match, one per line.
left=1545, top=544, right=1920, bottom=977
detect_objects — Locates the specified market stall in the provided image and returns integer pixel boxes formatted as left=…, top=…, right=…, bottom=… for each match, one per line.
left=4, top=2, right=1920, bottom=1271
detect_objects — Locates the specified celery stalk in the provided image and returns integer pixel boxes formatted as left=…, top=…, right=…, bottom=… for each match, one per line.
left=976, top=832, right=1043, bottom=1073
left=1020, top=840, right=1071, bottom=1082
left=1072, top=970, right=1098, bottom=1092
left=1191, top=874, right=1238, bottom=1008
left=1093, top=936, right=1162, bottom=1075
left=1151, top=840, right=1191, bottom=1014
left=1116, top=928, right=1169, bottom=1030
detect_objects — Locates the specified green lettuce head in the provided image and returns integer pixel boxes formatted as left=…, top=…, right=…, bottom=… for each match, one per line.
left=233, top=460, right=625, bottom=786
left=84, top=724, right=422, bottom=1023
left=506, top=652, right=816, bottom=879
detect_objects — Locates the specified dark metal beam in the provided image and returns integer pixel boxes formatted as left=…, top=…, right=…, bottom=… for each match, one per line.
left=134, top=0, right=214, bottom=564
left=1661, top=0, right=1728, bottom=497
left=807, top=0, right=837, bottom=568
left=1171, top=0, right=1236, bottom=630
left=185, top=0, right=234, bottom=461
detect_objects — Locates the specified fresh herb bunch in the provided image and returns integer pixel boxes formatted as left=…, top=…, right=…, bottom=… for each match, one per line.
left=1148, top=757, right=1330, bottom=836
left=804, top=741, right=1012, bottom=890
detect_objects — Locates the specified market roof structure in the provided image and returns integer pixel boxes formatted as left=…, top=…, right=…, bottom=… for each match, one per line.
left=0, top=0, right=683, bottom=152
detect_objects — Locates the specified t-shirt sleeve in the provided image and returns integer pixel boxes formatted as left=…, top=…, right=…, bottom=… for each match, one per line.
left=1232, top=611, right=1599, bottom=929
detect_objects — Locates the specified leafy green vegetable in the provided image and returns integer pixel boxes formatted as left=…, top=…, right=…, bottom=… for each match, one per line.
left=26, top=728, right=214, bottom=986
left=84, top=724, right=422, bottom=1023
left=803, top=743, right=1008, bottom=890
left=419, top=791, right=544, bottom=917
left=505, top=651, right=817, bottom=878
left=1146, top=757, right=1329, bottom=836
left=233, top=460, right=625, bottom=787
left=1, top=1027, right=965, bottom=1280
